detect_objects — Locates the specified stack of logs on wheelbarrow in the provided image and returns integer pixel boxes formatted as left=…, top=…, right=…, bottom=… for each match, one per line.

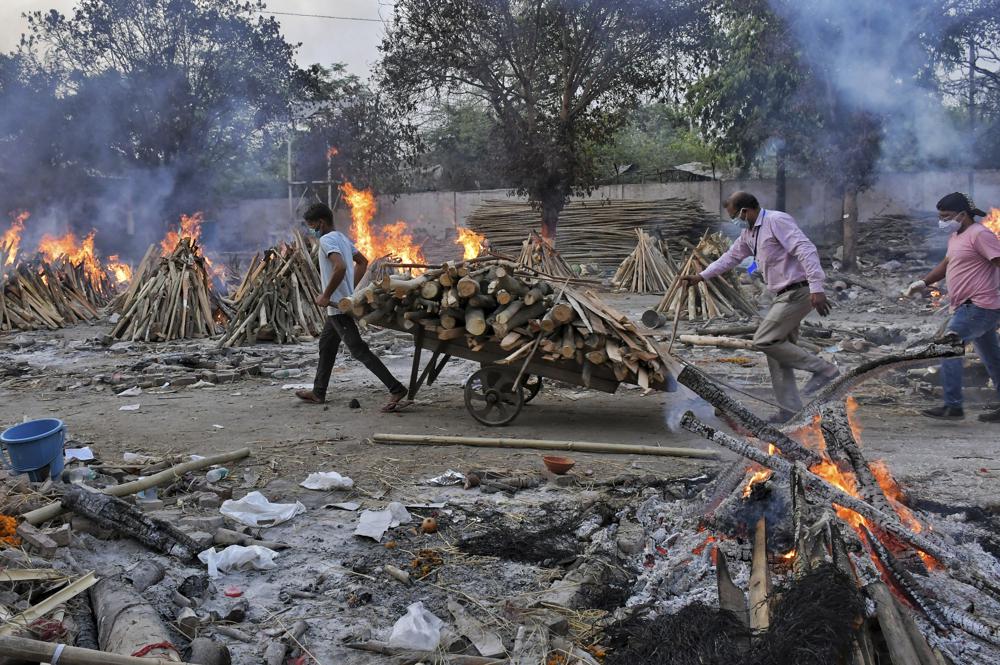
left=339, top=258, right=669, bottom=390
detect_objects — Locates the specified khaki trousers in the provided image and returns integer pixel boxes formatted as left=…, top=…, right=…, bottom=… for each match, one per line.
left=752, top=286, right=833, bottom=413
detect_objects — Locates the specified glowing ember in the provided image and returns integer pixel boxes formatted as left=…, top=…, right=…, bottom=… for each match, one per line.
left=341, top=182, right=426, bottom=265
left=1, top=211, right=28, bottom=266
left=106, top=255, right=133, bottom=284
left=455, top=226, right=487, bottom=260
left=327, top=146, right=339, bottom=160
left=161, top=212, right=204, bottom=255
left=789, top=415, right=826, bottom=452
left=692, top=535, right=716, bottom=556
left=984, top=208, right=1000, bottom=237
left=38, top=229, right=105, bottom=282
left=779, top=548, right=797, bottom=560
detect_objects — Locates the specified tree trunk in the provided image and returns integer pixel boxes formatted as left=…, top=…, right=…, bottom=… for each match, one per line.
left=775, top=145, right=787, bottom=211
left=842, top=187, right=859, bottom=272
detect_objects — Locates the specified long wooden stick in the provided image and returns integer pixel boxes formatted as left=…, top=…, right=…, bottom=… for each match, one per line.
left=371, top=433, right=720, bottom=460
left=0, top=636, right=196, bottom=665
left=23, top=447, right=251, bottom=525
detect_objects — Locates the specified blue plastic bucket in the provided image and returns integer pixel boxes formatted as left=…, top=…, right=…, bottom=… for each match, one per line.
left=0, top=419, right=66, bottom=480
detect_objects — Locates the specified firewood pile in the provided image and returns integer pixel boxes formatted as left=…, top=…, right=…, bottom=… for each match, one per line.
left=220, top=232, right=324, bottom=347
left=0, top=261, right=102, bottom=332
left=643, top=232, right=758, bottom=327
left=515, top=232, right=576, bottom=279
left=341, top=258, right=670, bottom=389
left=466, top=197, right=718, bottom=272
left=857, top=212, right=938, bottom=261
left=611, top=229, right=675, bottom=293
left=111, top=238, right=231, bottom=342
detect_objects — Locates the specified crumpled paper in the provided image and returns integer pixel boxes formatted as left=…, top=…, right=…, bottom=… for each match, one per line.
left=354, top=502, right=411, bottom=541
left=199, top=545, right=279, bottom=577
left=300, top=471, right=354, bottom=491
left=220, top=491, right=306, bottom=528
left=422, top=470, right=465, bottom=486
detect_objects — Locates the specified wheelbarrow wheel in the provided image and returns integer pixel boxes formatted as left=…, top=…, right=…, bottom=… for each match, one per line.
left=522, top=375, right=542, bottom=403
left=464, top=367, right=524, bottom=426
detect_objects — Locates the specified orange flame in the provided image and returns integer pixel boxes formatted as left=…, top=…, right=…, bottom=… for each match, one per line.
left=327, top=146, right=339, bottom=160
left=780, top=548, right=797, bottom=560
left=742, top=444, right=777, bottom=497
left=161, top=212, right=204, bottom=255
left=1, top=211, right=28, bottom=266
left=341, top=182, right=425, bottom=265
left=106, top=255, right=133, bottom=284
left=984, top=208, right=1000, bottom=238
left=38, top=229, right=105, bottom=283
left=845, top=396, right=863, bottom=442
left=455, top=227, right=486, bottom=260
left=692, top=535, right=716, bottom=556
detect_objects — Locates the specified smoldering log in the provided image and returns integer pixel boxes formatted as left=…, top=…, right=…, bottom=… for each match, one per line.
left=90, top=577, right=182, bottom=661
left=61, top=486, right=199, bottom=560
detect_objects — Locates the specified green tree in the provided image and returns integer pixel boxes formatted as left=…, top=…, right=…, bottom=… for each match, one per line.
left=379, top=0, right=709, bottom=241
left=419, top=100, right=507, bottom=191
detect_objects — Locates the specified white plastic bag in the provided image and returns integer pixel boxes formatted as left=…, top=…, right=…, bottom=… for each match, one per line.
left=388, top=601, right=444, bottom=651
left=220, top=491, right=306, bottom=527
left=198, top=545, right=279, bottom=577
left=300, top=471, right=354, bottom=491
left=354, top=502, right=411, bottom=541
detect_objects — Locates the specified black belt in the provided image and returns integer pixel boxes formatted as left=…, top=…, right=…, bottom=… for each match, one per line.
left=776, top=280, right=809, bottom=296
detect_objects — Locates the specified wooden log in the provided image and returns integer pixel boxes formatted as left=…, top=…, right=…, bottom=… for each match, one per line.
left=344, top=641, right=504, bottom=665
left=550, top=302, right=575, bottom=324
left=866, top=583, right=924, bottom=665
left=187, top=638, right=231, bottom=665
left=371, top=433, right=720, bottom=460
left=465, top=308, right=487, bottom=336
left=467, top=294, right=497, bottom=309
left=420, top=281, right=441, bottom=300
left=523, top=287, right=545, bottom=306
left=678, top=334, right=755, bottom=350
left=24, top=448, right=251, bottom=525
left=495, top=299, right=526, bottom=325
left=0, top=635, right=195, bottom=665
left=91, top=577, right=182, bottom=661
left=820, top=403, right=897, bottom=518
left=750, top=517, right=771, bottom=633
left=716, top=551, right=750, bottom=633
left=61, top=486, right=199, bottom=560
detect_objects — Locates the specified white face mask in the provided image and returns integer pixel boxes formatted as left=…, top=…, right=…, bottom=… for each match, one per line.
left=729, top=208, right=746, bottom=225
left=938, top=214, right=963, bottom=233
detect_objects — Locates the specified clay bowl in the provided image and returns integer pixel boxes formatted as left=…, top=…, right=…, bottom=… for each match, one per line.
left=542, top=455, right=575, bottom=475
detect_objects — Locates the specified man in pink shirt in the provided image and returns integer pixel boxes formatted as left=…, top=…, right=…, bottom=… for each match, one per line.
left=904, top=192, right=1000, bottom=422
left=680, top=192, right=839, bottom=423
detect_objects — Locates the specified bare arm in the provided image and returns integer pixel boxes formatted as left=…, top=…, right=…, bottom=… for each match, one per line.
left=922, top=257, right=949, bottom=286
left=353, top=252, right=368, bottom=288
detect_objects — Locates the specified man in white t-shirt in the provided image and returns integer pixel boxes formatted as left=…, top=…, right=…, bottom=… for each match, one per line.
left=295, top=203, right=410, bottom=412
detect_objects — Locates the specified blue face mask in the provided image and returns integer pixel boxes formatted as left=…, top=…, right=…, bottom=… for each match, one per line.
left=312, top=227, right=324, bottom=239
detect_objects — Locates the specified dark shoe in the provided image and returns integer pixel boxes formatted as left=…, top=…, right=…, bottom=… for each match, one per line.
left=295, top=389, right=325, bottom=404
left=977, top=408, right=1000, bottom=423
left=920, top=405, right=964, bottom=420
left=767, top=410, right=795, bottom=424
left=804, top=368, right=840, bottom=395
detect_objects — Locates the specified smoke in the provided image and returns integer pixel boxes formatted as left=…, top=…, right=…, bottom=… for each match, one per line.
left=768, top=0, right=963, bottom=166
left=663, top=384, right=720, bottom=433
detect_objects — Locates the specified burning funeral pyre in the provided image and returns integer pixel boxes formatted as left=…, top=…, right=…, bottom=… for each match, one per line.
left=111, top=213, right=231, bottom=342
left=220, top=231, right=325, bottom=347
left=0, top=211, right=130, bottom=332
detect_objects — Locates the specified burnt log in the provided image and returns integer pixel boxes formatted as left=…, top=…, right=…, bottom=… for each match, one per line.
left=61, top=486, right=198, bottom=560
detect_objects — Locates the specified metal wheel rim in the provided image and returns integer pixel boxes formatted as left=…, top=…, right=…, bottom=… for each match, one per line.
left=464, top=367, right=524, bottom=426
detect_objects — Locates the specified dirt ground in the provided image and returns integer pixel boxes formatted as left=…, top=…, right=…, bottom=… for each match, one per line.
left=1, top=292, right=996, bottom=507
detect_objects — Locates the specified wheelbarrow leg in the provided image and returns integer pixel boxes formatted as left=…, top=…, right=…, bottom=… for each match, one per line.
left=406, top=328, right=425, bottom=400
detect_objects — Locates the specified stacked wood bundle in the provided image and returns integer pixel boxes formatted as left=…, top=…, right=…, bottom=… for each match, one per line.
left=859, top=212, right=937, bottom=260
left=0, top=261, right=102, bottom=331
left=111, top=238, right=231, bottom=342
left=611, top=229, right=676, bottom=293
left=466, top=198, right=718, bottom=271
left=643, top=232, right=758, bottom=327
left=48, top=255, right=116, bottom=307
left=220, top=232, right=324, bottom=347
left=341, top=258, right=669, bottom=389
left=515, top=232, right=576, bottom=279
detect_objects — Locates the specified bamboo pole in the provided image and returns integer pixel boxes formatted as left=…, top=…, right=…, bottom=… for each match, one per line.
left=371, top=433, right=719, bottom=460
left=23, top=447, right=251, bottom=525
left=0, top=636, right=196, bottom=665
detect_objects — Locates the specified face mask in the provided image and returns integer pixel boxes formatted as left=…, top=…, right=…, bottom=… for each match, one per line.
left=312, top=227, right=324, bottom=238
left=938, top=218, right=961, bottom=233
left=730, top=208, right=746, bottom=225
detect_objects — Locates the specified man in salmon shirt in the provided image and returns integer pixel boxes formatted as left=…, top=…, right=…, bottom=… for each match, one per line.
left=904, top=192, right=1000, bottom=422
left=679, top=191, right=839, bottom=423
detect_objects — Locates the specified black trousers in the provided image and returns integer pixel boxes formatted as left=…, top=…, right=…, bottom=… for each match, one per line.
left=312, top=314, right=404, bottom=399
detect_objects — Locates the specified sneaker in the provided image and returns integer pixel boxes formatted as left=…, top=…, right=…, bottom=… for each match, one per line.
left=767, top=410, right=795, bottom=424
left=804, top=368, right=840, bottom=395
left=920, top=405, right=964, bottom=420
left=977, top=408, right=1000, bottom=423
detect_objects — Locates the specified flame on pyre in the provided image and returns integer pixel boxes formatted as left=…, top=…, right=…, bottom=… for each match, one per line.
left=327, top=146, right=339, bottom=160
left=455, top=227, right=487, bottom=260
left=984, top=207, right=1000, bottom=237
left=106, top=255, right=133, bottom=284
left=341, top=182, right=425, bottom=265
left=1, top=211, right=28, bottom=267
left=38, top=229, right=105, bottom=283
left=161, top=212, right=205, bottom=255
